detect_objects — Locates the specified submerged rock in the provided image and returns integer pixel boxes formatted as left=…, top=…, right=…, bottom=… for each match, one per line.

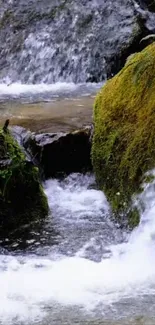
left=92, top=43, right=155, bottom=228
left=0, top=127, right=48, bottom=237
left=23, top=126, right=92, bottom=178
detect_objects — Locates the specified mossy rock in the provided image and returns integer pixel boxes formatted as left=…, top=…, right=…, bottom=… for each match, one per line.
left=92, top=43, right=155, bottom=228
left=0, top=127, right=48, bottom=237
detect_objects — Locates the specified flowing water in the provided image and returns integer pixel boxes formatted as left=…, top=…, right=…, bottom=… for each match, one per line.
left=0, top=172, right=155, bottom=325
left=1, top=84, right=155, bottom=324
left=0, top=82, right=102, bottom=132
left=0, top=0, right=155, bottom=324
left=0, top=56, right=155, bottom=325
left=0, top=0, right=141, bottom=83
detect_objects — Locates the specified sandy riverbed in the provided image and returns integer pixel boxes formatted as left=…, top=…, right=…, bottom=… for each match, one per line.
left=0, top=96, right=94, bottom=133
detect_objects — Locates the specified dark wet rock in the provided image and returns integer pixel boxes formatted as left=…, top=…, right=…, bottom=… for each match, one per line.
left=139, top=33, right=155, bottom=48
left=105, top=13, right=149, bottom=78
left=22, top=126, right=92, bottom=179
left=0, top=127, right=49, bottom=238
left=0, top=0, right=154, bottom=83
left=137, top=0, right=155, bottom=12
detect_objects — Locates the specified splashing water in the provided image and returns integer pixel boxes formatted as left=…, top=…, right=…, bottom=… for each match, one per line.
left=0, top=82, right=102, bottom=103
left=0, top=173, right=155, bottom=324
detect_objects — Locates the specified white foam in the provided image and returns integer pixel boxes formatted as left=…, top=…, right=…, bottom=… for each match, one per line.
left=0, top=82, right=101, bottom=100
left=0, top=82, right=76, bottom=95
left=1, top=174, right=155, bottom=323
left=44, top=174, right=108, bottom=221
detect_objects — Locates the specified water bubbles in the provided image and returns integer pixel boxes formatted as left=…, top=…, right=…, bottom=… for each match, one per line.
left=1, top=172, right=155, bottom=323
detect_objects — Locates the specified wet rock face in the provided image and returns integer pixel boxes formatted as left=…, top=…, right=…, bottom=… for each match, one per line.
left=22, top=127, right=92, bottom=179
left=0, top=0, right=152, bottom=83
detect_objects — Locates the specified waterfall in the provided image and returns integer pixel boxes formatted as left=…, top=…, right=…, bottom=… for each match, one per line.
left=0, top=0, right=153, bottom=85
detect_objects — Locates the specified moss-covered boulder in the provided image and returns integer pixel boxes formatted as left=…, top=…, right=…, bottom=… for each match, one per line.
left=0, top=127, right=48, bottom=237
left=92, top=43, right=155, bottom=227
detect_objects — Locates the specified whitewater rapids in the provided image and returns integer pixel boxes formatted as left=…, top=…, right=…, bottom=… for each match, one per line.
left=0, top=173, right=155, bottom=324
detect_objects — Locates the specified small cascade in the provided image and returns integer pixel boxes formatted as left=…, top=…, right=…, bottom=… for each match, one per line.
left=0, top=173, right=155, bottom=324
left=0, top=0, right=153, bottom=85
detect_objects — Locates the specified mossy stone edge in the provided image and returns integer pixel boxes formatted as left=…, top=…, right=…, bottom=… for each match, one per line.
left=0, top=128, right=49, bottom=235
left=92, top=43, right=155, bottom=228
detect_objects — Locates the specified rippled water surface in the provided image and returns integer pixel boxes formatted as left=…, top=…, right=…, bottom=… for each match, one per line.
left=0, top=82, right=102, bottom=132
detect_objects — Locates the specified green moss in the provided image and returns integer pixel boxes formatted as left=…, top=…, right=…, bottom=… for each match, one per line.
left=0, top=128, right=48, bottom=235
left=143, top=173, right=155, bottom=184
left=92, top=43, right=155, bottom=227
left=127, top=207, right=140, bottom=229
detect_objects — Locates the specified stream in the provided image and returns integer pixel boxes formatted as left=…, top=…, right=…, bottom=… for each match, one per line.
left=0, top=82, right=101, bottom=132
left=0, top=81, right=155, bottom=325
left=1, top=169, right=155, bottom=325
left=0, top=0, right=155, bottom=323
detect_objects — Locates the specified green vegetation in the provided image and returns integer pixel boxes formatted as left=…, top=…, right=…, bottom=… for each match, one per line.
left=0, top=127, right=48, bottom=235
left=92, top=43, right=155, bottom=227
